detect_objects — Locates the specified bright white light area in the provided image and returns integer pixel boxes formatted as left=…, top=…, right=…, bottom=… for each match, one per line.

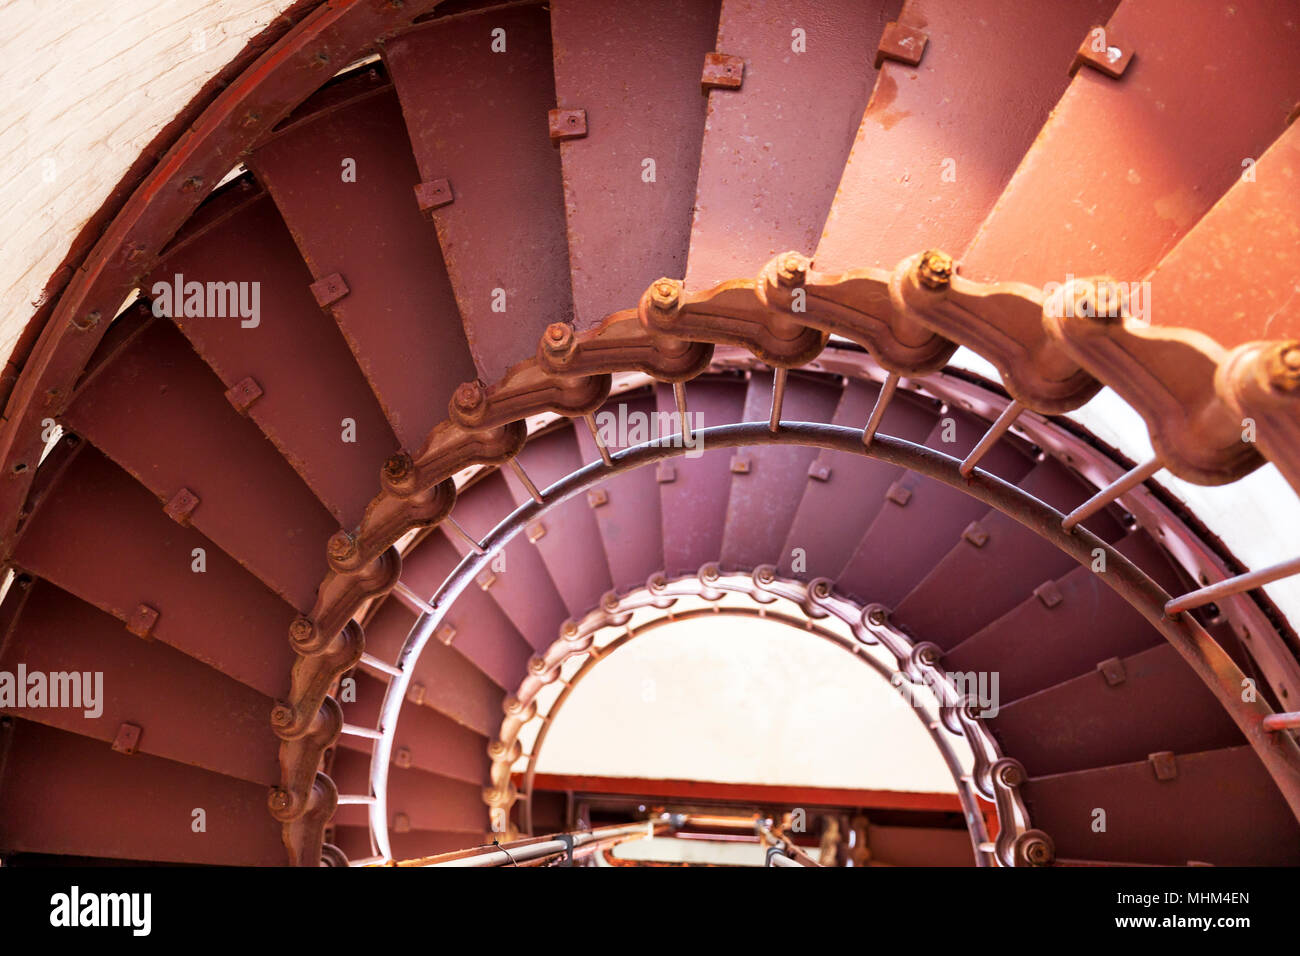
left=534, top=614, right=959, bottom=794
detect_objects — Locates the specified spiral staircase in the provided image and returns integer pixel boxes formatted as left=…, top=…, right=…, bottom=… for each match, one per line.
left=2, top=0, right=1300, bottom=868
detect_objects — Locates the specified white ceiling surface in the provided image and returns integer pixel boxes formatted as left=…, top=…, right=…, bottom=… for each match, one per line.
left=0, top=0, right=295, bottom=369
left=536, top=615, right=961, bottom=794
left=950, top=348, right=1300, bottom=629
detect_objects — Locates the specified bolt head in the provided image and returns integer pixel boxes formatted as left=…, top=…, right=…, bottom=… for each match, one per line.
left=777, top=252, right=809, bottom=287
left=289, top=617, right=314, bottom=644
left=327, top=530, right=357, bottom=563
left=917, top=250, right=954, bottom=290
left=383, top=451, right=413, bottom=482
left=1266, top=342, right=1300, bottom=392
left=866, top=607, right=888, bottom=626
left=270, top=702, right=294, bottom=728
left=542, top=321, right=576, bottom=361
left=650, top=278, right=680, bottom=311
left=453, top=380, right=486, bottom=414
left=268, top=788, right=293, bottom=812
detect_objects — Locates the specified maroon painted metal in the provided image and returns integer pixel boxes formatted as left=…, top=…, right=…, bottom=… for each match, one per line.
left=0, top=579, right=279, bottom=785
left=502, top=428, right=613, bottom=616
left=13, top=444, right=296, bottom=698
left=332, top=747, right=485, bottom=833
left=549, top=0, right=720, bottom=329
left=62, top=319, right=337, bottom=612
left=892, top=460, right=1125, bottom=649
left=686, top=0, right=894, bottom=290
left=1025, top=746, right=1300, bottom=866
left=719, top=372, right=839, bottom=569
left=961, top=0, right=1300, bottom=285
left=248, top=83, right=477, bottom=450
left=385, top=5, right=572, bottom=381
left=944, top=533, right=1179, bottom=704
left=816, top=0, right=1118, bottom=272
left=994, top=643, right=1242, bottom=777
left=777, top=380, right=934, bottom=580
left=835, top=407, right=1032, bottom=607
left=868, top=824, right=974, bottom=867
left=0, top=719, right=285, bottom=865
left=438, top=471, right=570, bottom=650
left=1144, top=118, right=1300, bottom=347
left=573, top=393, right=667, bottom=591
left=359, top=600, right=503, bottom=737
left=400, top=531, right=533, bottom=689
left=655, top=378, right=747, bottom=577
left=150, top=190, right=399, bottom=526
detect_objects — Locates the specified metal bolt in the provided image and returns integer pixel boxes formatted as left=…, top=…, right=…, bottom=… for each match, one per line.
left=453, top=380, right=487, bottom=415
left=289, top=617, right=314, bottom=644
left=917, top=249, right=953, bottom=290
left=866, top=607, right=888, bottom=626
left=998, top=762, right=1025, bottom=787
left=1023, top=836, right=1052, bottom=866
left=268, top=789, right=292, bottom=813
left=383, top=451, right=413, bottom=482
left=777, top=252, right=808, bottom=287
left=650, top=278, right=680, bottom=311
left=542, top=322, right=575, bottom=361
left=270, top=702, right=295, bottom=728
left=327, top=530, right=357, bottom=563
left=1267, top=342, right=1300, bottom=392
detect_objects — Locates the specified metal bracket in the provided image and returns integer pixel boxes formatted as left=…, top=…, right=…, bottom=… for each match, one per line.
left=224, top=376, right=263, bottom=415
left=1098, top=656, right=1127, bottom=686
left=1070, top=27, right=1132, bottom=79
left=1033, top=580, right=1063, bottom=609
left=309, top=273, right=349, bottom=308
left=702, top=52, right=744, bottom=90
left=163, top=487, right=200, bottom=526
left=962, top=521, right=990, bottom=548
left=549, top=109, right=587, bottom=143
left=415, top=179, right=454, bottom=216
left=435, top=623, right=457, bottom=646
left=874, top=21, right=928, bottom=69
left=556, top=833, right=575, bottom=866
left=1149, top=751, right=1177, bottom=781
left=126, top=603, right=159, bottom=641
left=112, top=722, right=142, bottom=756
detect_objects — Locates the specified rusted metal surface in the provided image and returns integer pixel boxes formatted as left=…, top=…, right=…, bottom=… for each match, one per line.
left=13, top=443, right=296, bottom=697
left=149, top=192, right=399, bottom=527
left=0, top=719, right=285, bottom=865
left=993, top=643, right=1242, bottom=778
left=685, top=0, right=895, bottom=290
left=550, top=0, right=720, bottom=329
left=961, top=0, right=1300, bottom=286
left=385, top=4, right=572, bottom=382
left=777, top=380, right=934, bottom=580
left=573, top=392, right=666, bottom=591
left=61, top=319, right=337, bottom=612
left=719, top=371, right=839, bottom=569
left=332, top=746, right=486, bottom=834
left=0, top=579, right=279, bottom=785
left=1025, top=746, right=1300, bottom=865
left=248, top=84, right=476, bottom=451
left=1147, top=119, right=1300, bottom=347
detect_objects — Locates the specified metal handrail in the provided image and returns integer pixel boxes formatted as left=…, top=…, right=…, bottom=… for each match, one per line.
left=365, top=420, right=1300, bottom=866
left=391, top=821, right=668, bottom=867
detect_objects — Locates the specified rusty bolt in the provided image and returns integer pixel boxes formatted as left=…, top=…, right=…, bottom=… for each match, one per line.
left=561, top=619, right=580, bottom=639
left=1021, top=834, right=1053, bottom=866
left=268, top=788, right=293, bottom=813
left=650, top=278, right=680, bottom=311
left=453, top=380, right=487, bottom=416
left=289, top=616, right=315, bottom=646
left=383, top=451, right=413, bottom=483
left=327, top=530, right=357, bottom=564
left=503, top=695, right=525, bottom=716
left=777, top=252, right=809, bottom=287
left=917, top=250, right=953, bottom=290
left=997, top=762, right=1026, bottom=788
left=270, top=701, right=295, bottom=729
left=528, top=655, right=547, bottom=675
left=487, top=739, right=509, bottom=759
left=866, top=607, right=888, bottom=626
left=542, top=322, right=576, bottom=362
left=1266, top=342, right=1300, bottom=392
